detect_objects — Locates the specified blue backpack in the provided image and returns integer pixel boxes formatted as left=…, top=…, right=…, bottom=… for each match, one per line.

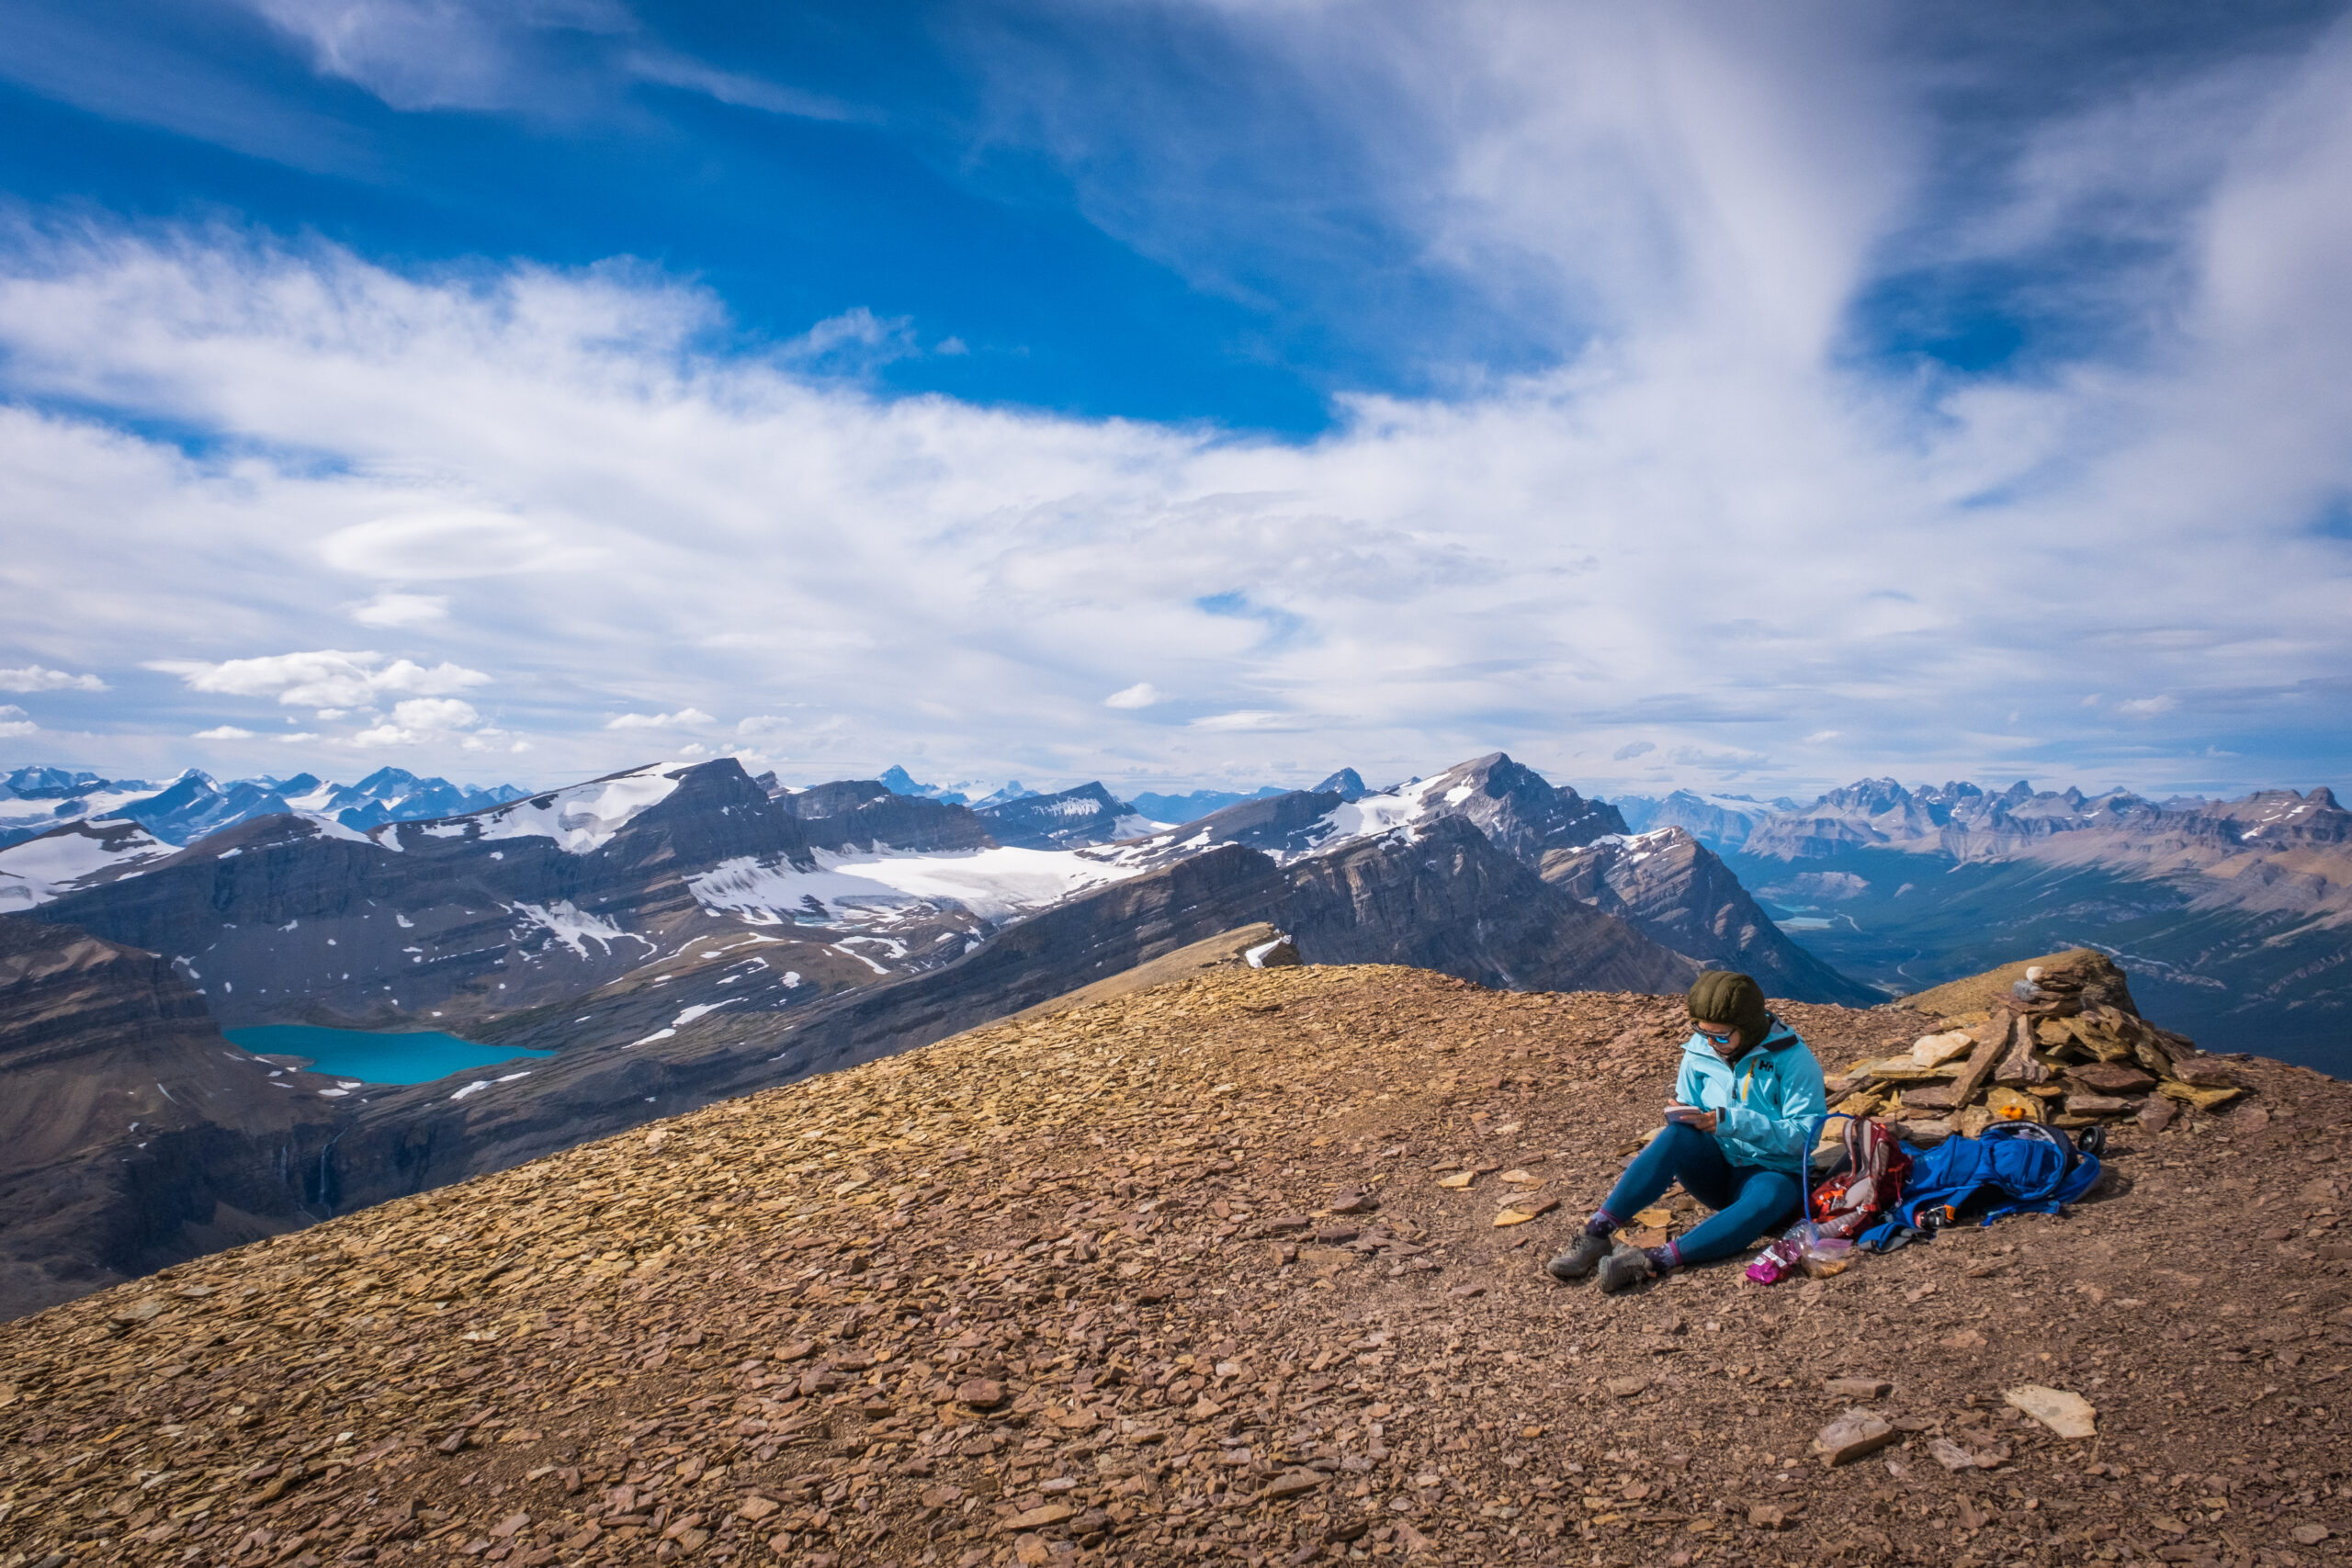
left=1857, top=1122, right=2103, bottom=1249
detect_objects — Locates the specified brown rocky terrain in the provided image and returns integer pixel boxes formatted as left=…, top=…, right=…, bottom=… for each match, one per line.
left=3, top=954, right=2347, bottom=1568
left=0, top=918, right=339, bottom=1321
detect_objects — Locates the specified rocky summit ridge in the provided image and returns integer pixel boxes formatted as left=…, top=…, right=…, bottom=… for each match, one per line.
left=3, top=953, right=2347, bottom=1568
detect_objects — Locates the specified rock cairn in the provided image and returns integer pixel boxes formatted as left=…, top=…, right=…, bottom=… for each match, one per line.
left=1828, top=949, right=2247, bottom=1144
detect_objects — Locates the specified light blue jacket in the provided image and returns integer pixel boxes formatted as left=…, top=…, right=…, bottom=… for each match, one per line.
left=1673, top=1016, right=1828, bottom=1178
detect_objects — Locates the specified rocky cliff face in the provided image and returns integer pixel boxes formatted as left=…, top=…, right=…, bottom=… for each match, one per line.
left=1283, top=816, right=1695, bottom=995
left=1104, top=788, right=1350, bottom=870
left=1105, top=752, right=1626, bottom=877
left=1399, top=752, right=1625, bottom=863
left=777, top=780, right=996, bottom=852
left=22, top=761, right=834, bottom=1030
left=1539, top=828, right=1881, bottom=1004
left=0, top=918, right=335, bottom=1320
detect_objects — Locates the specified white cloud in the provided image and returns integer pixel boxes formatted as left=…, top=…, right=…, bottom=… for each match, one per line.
left=192, top=725, right=256, bottom=739
left=0, top=704, right=33, bottom=739
left=2117, top=694, right=2180, bottom=716
left=1104, top=682, right=1162, bottom=709
left=735, top=715, right=790, bottom=736
left=607, top=708, right=716, bottom=730
left=347, top=591, right=450, bottom=627
left=351, top=695, right=489, bottom=747
left=147, top=650, right=491, bottom=710
left=1611, top=739, right=1655, bottom=760
left=390, top=696, right=483, bottom=730
left=0, top=664, right=105, bottom=692
left=6, top=6, right=2352, bottom=803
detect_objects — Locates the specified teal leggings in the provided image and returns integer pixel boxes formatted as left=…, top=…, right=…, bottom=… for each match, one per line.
left=1600, top=1121, right=1804, bottom=1265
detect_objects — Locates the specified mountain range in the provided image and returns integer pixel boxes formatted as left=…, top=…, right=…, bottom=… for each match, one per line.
left=2, top=742, right=2344, bottom=1321
left=0, top=764, right=527, bottom=852
left=0, top=748, right=1834, bottom=1318
left=1657, top=777, right=2351, bottom=1070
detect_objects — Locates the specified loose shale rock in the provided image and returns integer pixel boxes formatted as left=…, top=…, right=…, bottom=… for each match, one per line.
left=0, top=958, right=2345, bottom=1568
left=1813, top=1409, right=1898, bottom=1467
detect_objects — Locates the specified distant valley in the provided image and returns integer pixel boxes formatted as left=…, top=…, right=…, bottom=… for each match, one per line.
left=1623, top=778, right=2351, bottom=1072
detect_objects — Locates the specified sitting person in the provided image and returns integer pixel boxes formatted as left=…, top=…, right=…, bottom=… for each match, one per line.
left=1548, top=970, right=1827, bottom=1292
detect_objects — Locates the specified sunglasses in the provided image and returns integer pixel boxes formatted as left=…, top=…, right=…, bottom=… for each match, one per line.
left=1692, top=1024, right=1735, bottom=1044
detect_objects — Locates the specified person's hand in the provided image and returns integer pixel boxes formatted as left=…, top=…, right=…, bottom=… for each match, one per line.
left=1665, top=1104, right=1719, bottom=1134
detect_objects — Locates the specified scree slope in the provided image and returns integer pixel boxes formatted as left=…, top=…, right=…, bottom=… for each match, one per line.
left=2, top=962, right=2347, bottom=1568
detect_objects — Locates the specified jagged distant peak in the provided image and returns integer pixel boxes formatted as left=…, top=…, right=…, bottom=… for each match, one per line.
left=0, top=761, right=530, bottom=849
left=972, top=780, right=1041, bottom=808
left=1102, top=750, right=1624, bottom=873
left=1743, top=773, right=2352, bottom=863
left=875, top=764, right=973, bottom=807
left=1312, top=768, right=1367, bottom=802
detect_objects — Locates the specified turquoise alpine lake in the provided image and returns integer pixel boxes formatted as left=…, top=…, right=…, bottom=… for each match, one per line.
left=222, top=1024, right=554, bottom=1086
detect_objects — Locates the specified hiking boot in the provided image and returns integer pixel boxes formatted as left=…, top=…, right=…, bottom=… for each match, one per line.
left=1545, top=1230, right=1612, bottom=1281
left=1597, top=1243, right=1656, bottom=1294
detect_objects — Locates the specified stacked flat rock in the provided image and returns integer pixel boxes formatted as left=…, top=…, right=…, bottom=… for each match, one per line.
left=1830, top=949, right=2245, bottom=1145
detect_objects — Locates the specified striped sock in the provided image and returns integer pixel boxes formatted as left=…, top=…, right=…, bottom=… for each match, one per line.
left=1586, top=1212, right=1619, bottom=1237
left=1645, top=1242, right=1681, bottom=1272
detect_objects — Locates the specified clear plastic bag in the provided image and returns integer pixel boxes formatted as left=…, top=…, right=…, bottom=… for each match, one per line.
left=1749, top=1219, right=1858, bottom=1283
left=1800, top=1235, right=1855, bottom=1278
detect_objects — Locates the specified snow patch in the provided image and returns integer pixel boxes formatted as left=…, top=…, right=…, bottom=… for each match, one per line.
left=505, top=899, right=650, bottom=959
left=687, top=844, right=1140, bottom=927
left=0, top=820, right=175, bottom=909
left=467, top=764, right=686, bottom=853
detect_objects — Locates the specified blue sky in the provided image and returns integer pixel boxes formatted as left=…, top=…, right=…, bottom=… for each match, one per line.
left=1, top=0, right=2348, bottom=801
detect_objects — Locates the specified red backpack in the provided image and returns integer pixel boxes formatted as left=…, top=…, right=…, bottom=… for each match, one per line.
left=1809, top=1115, right=1912, bottom=1239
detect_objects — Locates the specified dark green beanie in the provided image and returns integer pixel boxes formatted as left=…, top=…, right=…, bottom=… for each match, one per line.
left=1687, top=970, right=1770, bottom=1044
